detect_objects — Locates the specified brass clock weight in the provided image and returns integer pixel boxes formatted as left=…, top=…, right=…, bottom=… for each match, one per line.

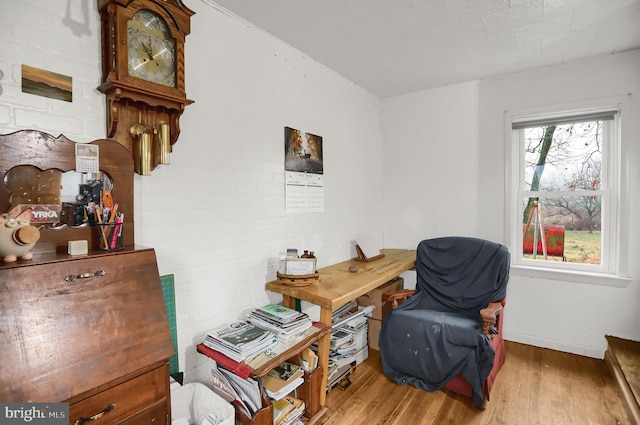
left=97, top=0, right=194, bottom=175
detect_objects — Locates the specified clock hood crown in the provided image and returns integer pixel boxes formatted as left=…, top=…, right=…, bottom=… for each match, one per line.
left=98, top=0, right=194, bottom=35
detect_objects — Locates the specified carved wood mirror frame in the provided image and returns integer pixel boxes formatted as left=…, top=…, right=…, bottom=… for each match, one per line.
left=0, top=130, right=134, bottom=253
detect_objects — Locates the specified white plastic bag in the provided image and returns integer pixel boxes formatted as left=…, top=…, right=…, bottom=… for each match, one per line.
left=171, top=382, right=235, bottom=425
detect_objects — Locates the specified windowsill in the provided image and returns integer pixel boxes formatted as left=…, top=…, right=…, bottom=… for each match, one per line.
left=510, top=264, right=631, bottom=287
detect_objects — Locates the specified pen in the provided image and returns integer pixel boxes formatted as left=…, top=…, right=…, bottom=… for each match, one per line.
left=110, top=213, right=123, bottom=249
left=108, top=203, right=119, bottom=223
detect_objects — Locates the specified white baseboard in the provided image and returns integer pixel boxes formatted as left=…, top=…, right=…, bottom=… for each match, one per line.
left=504, top=333, right=606, bottom=359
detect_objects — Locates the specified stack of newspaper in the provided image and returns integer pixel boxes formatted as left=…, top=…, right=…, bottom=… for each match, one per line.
left=204, top=321, right=277, bottom=362
left=247, top=304, right=312, bottom=340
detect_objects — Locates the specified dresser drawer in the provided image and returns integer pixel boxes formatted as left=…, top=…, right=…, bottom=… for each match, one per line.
left=0, top=248, right=174, bottom=403
left=70, top=365, right=168, bottom=425
left=120, top=402, right=167, bottom=425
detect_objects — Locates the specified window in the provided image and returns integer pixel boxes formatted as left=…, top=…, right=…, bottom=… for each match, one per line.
left=506, top=103, right=627, bottom=283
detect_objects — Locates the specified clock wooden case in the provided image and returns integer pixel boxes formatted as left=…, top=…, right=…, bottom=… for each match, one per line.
left=97, top=0, right=194, bottom=174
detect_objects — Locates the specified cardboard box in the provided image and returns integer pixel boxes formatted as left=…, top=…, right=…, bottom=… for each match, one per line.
left=367, top=317, right=382, bottom=351
left=356, top=277, right=404, bottom=321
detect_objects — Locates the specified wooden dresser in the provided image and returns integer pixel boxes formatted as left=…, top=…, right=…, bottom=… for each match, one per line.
left=0, top=130, right=174, bottom=424
left=0, top=247, right=174, bottom=424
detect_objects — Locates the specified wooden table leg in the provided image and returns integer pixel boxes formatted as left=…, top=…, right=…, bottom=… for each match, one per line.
left=317, top=307, right=333, bottom=406
left=280, top=295, right=331, bottom=406
left=281, top=295, right=296, bottom=310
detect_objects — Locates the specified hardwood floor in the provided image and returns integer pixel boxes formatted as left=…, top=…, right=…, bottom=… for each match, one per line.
left=317, top=341, right=630, bottom=425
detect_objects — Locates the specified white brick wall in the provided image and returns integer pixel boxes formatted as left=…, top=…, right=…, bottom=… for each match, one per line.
left=0, top=0, right=104, bottom=141
left=1, top=0, right=386, bottom=384
left=144, top=2, right=385, bottom=382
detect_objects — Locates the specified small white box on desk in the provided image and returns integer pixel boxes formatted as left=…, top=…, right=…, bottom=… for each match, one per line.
left=279, top=258, right=317, bottom=275
left=67, top=240, right=88, bottom=256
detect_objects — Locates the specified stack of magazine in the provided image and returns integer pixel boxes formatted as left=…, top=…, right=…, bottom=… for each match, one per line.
left=311, top=300, right=370, bottom=391
left=210, top=365, right=262, bottom=419
left=247, top=304, right=312, bottom=340
left=204, top=321, right=277, bottom=362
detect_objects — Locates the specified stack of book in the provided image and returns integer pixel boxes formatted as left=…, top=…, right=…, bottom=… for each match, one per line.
left=263, top=361, right=305, bottom=400
left=247, top=304, right=312, bottom=340
left=204, top=321, right=277, bottom=362
left=271, top=395, right=305, bottom=425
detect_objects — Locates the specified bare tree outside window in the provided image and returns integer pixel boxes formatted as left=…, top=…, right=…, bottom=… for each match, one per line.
left=522, top=121, right=603, bottom=264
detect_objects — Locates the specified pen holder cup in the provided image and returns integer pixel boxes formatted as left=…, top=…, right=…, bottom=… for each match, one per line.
left=96, top=222, right=123, bottom=251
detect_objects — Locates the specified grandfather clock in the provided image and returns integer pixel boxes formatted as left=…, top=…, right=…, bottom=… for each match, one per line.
left=97, top=0, right=194, bottom=175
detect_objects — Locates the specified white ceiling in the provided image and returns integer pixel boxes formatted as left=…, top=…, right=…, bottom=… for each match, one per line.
left=206, top=0, right=640, bottom=98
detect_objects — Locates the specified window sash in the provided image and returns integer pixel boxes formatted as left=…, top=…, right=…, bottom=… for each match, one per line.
left=515, top=191, right=610, bottom=272
left=512, top=106, right=618, bottom=129
left=510, top=110, right=618, bottom=275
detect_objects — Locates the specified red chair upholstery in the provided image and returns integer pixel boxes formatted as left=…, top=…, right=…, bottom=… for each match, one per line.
left=442, top=298, right=506, bottom=404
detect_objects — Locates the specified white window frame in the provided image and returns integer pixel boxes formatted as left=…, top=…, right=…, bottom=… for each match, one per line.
left=504, top=98, right=631, bottom=287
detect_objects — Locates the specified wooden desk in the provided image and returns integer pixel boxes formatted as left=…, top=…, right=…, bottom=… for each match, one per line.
left=266, top=248, right=416, bottom=405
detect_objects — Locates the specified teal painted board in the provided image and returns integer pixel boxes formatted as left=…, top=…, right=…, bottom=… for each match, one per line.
left=160, top=274, right=179, bottom=374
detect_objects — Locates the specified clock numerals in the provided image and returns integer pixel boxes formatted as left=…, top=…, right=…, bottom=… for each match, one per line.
left=126, top=10, right=177, bottom=88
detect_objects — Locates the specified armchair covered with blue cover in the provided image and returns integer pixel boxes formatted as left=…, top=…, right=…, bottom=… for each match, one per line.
left=379, top=237, right=510, bottom=408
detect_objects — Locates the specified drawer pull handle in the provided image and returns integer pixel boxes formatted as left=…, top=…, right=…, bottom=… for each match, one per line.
left=74, top=403, right=116, bottom=425
left=65, top=270, right=106, bottom=282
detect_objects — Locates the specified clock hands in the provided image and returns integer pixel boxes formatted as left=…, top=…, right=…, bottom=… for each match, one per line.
left=130, top=33, right=173, bottom=81
left=141, top=40, right=154, bottom=61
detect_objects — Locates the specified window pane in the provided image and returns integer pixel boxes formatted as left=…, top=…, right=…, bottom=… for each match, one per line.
left=523, top=122, right=602, bottom=192
left=521, top=196, right=601, bottom=265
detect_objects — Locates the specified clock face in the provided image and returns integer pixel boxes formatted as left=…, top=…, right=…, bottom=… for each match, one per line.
left=127, top=9, right=176, bottom=87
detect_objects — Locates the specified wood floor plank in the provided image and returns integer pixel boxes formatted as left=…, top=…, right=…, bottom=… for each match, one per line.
left=608, top=337, right=640, bottom=402
left=318, top=341, right=630, bottom=425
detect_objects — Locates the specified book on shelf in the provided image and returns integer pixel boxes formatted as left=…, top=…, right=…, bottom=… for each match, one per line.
left=329, top=328, right=353, bottom=350
left=265, top=376, right=305, bottom=400
left=272, top=396, right=305, bottom=425
left=257, top=304, right=304, bottom=323
left=217, top=367, right=262, bottom=415
left=332, top=300, right=358, bottom=323
left=203, top=337, right=276, bottom=363
left=204, top=321, right=277, bottom=362
left=249, top=311, right=310, bottom=329
left=248, top=304, right=313, bottom=340
left=263, top=361, right=304, bottom=394
left=210, top=367, right=253, bottom=418
left=269, top=361, right=303, bottom=381
left=244, top=324, right=324, bottom=371
left=247, top=316, right=312, bottom=340
left=335, top=325, right=368, bottom=355
left=300, top=347, right=318, bottom=372
left=207, top=321, right=275, bottom=349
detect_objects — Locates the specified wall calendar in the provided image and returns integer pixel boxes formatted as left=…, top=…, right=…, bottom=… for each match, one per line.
left=284, top=127, right=324, bottom=214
